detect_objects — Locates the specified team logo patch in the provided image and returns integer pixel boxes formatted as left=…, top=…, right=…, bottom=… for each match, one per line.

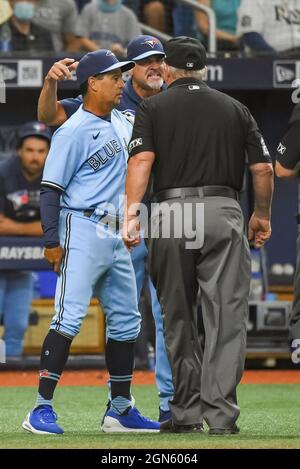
left=277, top=142, right=286, bottom=155
left=129, top=138, right=143, bottom=153
left=186, top=62, right=194, bottom=68
left=33, top=122, right=47, bottom=132
left=7, top=190, right=29, bottom=210
left=141, top=39, right=159, bottom=48
left=122, top=110, right=135, bottom=125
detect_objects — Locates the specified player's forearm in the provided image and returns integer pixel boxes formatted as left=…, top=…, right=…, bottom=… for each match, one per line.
left=126, top=156, right=153, bottom=216
left=40, top=186, right=61, bottom=248
left=251, top=163, right=274, bottom=218
left=38, top=77, right=59, bottom=125
left=196, top=13, right=238, bottom=43
left=0, top=219, right=43, bottom=236
left=15, top=221, right=43, bottom=236
left=242, top=32, right=274, bottom=52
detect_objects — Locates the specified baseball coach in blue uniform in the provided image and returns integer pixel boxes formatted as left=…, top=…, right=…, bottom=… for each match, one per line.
left=22, top=49, right=159, bottom=435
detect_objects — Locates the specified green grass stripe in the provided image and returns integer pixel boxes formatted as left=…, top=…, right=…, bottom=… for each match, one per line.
left=1, top=384, right=300, bottom=449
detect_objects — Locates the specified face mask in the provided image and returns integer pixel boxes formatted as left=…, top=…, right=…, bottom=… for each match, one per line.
left=14, top=2, right=35, bottom=21
left=97, top=0, right=122, bottom=13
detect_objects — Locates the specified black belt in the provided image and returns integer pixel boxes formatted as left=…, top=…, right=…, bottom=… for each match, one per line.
left=83, top=210, right=121, bottom=231
left=83, top=209, right=95, bottom=218
left=152, top=186, right=239, bottom=203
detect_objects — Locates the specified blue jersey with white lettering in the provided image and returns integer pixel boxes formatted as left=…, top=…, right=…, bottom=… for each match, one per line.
left=41, top=106, right=132, bottom=216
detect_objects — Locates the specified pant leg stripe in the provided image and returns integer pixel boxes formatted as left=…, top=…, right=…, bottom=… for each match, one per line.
left=56, top=213, right=72, bottom=331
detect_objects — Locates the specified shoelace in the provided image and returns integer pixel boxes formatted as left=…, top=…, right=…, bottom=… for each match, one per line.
left=38, top=408, right=57, bottom=423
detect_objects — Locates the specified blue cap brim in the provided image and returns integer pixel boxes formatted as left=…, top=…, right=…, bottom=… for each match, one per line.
left=131, top=51, right=165, bottom=62
left=99, top=60, right=135, bottom=75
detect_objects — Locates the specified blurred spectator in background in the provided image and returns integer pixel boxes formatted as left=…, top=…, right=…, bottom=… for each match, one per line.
left=75, top=0, right=91, bottom=12
left=196, top=0, right=241, bottom=51
left=0, top=0, right=54, bottom=53
left=76, top=0, right=141, bottom=56
left=0, top=1, right=12, bottom=25
left=0, top=122, right=51, bottom=358
left=142, top=0, right=166, bottom=32
left=238, top=0, right=300, bottom=54
left=0, top=0, right=12, bottom=52
left=172, top=1, right=197, bottom=38
left=123, top=1, right=167, bottom=32
left=32, top=0, right=79, bottom=52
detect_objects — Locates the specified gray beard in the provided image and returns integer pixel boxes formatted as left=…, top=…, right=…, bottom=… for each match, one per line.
left=147, top=77, right=164, bottom=91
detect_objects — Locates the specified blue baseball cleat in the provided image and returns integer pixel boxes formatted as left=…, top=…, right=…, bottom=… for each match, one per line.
left=100, top=395, right=136, bottom=427
left=101, top=406, right=160, bottom=433
left=22, top=405, right=64, bottom=435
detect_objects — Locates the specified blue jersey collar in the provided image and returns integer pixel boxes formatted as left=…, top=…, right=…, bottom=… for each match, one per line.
left=122, top=78, right=141, bottom=108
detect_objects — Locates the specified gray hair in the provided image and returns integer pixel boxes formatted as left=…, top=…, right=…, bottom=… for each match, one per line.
left=168, top=66, right=207, bottom=81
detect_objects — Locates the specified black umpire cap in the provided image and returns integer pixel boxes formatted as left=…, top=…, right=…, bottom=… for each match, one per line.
left=165, top=36, right=207, bottom=71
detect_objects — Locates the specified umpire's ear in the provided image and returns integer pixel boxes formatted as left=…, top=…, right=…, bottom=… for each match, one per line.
left=162, top=63, right=171, bottom=84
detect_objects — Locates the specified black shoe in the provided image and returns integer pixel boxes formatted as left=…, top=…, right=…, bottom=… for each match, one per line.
left=209, top=424, right=240, bottom=435
left=160, top=418, right=204, bottom=433
left=158, top=408, right=172, bottom=423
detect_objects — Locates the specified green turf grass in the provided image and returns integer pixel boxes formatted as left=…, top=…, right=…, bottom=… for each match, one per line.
left=1, top=384, right=300, bottom=449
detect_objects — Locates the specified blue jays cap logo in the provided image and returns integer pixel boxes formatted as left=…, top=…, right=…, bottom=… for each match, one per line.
left=141, top=39, right=160, bottom=49
left=127, top=35, right=165, bottom=61
left=33, top=123, right=47, bottom=132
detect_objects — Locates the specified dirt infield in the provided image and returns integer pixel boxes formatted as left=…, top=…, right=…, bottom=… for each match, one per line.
left=0, top=369, right=300, bottom=386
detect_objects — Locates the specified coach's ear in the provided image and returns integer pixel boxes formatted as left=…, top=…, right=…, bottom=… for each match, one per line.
left=88, top=75, right=103, bottom=93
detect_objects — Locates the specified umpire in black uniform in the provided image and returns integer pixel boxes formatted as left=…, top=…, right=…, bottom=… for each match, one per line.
left=276, top=104, right=300, bottom=345
left=124, top=37, right=274, bottom=434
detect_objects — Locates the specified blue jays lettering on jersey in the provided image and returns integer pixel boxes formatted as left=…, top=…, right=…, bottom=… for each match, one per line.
left=42, top=106, right=133, bottom=216
left=0, top=156, right=41, bottom=221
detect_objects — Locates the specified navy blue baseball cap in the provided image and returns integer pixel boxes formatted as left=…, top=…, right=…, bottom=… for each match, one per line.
left=18, top=121, right=52, bottom=143
left=127, top=35, right=165, bottom=61
left=76, top=49, right=135, bottom=85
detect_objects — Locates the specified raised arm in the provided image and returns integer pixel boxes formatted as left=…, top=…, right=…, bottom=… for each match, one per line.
left=38, top=58, right=78, bottom=126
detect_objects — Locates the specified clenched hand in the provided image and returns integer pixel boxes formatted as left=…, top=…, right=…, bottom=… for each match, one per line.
left=44, top=246, right=65, bottom=274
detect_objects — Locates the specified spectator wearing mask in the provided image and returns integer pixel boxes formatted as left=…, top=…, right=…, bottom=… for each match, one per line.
left=0, top=122, right=51, bottom=358
left=76, top=0, right=141, bottom=56
left=0, top=0, right=53, bottom=52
